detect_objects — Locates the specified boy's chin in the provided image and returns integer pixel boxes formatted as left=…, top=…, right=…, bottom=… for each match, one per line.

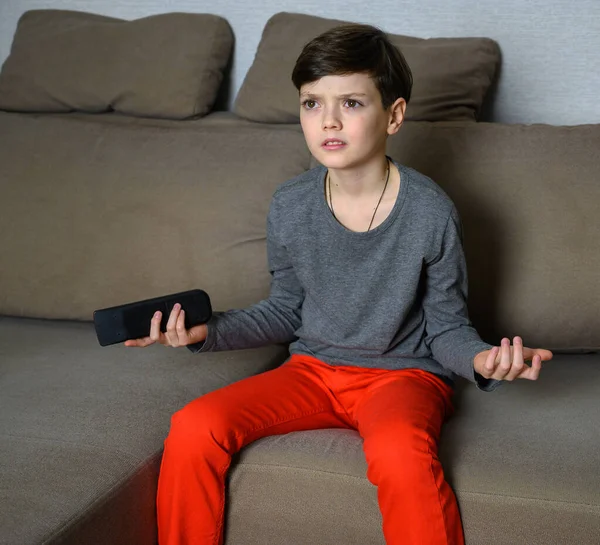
left=313, top=149, right=352, bottom=168
left=312, top=151, right=374, bottom=171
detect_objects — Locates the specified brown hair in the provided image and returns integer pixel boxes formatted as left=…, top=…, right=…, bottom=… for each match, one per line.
left=291, top=23, right=413, bottom=109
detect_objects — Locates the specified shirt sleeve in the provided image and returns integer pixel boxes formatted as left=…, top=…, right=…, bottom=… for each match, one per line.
left=187, top=197, right=304, bottom=354
left=422, top=206, right=502, bottom=392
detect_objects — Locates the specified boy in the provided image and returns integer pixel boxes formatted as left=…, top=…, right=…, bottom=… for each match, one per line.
left=126, top=23, right=553, bottom=545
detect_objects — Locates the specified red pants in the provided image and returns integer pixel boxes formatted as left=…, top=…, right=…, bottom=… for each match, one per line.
left=157, top=354, right=464, bottom=545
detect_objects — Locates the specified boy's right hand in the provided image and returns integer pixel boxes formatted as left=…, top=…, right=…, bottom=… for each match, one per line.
left=124, top=303, right=208, bottom=348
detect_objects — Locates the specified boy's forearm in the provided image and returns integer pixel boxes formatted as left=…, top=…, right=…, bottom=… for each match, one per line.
left=187, top=298, right=301, bottom=354
left=428, top=329, right=501, bottom=391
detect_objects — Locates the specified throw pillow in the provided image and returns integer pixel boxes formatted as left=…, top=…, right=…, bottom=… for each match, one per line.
left=234, top=12, right=500, bottom=123
left=0, top=9, right=233, bottom=119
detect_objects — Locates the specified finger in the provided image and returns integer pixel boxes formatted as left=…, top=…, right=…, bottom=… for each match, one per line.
left=176, top=309, right=188, bottom=345
left=495, top=337, right=512, bottom=379
left=483, top=346, right=500, bottom=378
left=124, top=337, right=154, bottom=348
left=538, top=348, right=554, bottom=361
left=523, top=347, right=553, bottom=363
left=505, top=336, right=525, bottom=381
left=519, top=354, right=542, bottom=380
left=165, top=304, right=181, bottom=346
left=150, top=311, right=163, bottom=343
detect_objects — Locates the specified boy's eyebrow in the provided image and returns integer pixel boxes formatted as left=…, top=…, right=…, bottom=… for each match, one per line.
left=299, top=92, right=369, bottom=99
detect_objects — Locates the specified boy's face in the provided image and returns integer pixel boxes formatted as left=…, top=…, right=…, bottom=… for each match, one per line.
left=299, top=73, right=405, bottom=170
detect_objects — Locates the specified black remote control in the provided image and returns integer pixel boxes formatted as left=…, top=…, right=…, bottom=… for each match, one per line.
left=93, top=289, right=212, bottom=346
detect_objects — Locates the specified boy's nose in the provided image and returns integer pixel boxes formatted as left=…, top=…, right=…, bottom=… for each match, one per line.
left=321, top=111, right=342, bottom=130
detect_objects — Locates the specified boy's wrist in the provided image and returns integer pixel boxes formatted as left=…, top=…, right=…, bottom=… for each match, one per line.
left=190, top=323, right=208, bottom=344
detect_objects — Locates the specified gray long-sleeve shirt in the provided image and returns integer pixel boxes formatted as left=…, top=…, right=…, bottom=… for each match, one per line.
left=190, top=159, right=500, bottom=391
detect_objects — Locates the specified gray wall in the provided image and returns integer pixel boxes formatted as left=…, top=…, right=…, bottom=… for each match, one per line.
left=1, top=0, right=599, bottom=125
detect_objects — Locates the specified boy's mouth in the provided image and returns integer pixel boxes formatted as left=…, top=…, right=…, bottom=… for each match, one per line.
left=321, top=138, right=347, bottom=150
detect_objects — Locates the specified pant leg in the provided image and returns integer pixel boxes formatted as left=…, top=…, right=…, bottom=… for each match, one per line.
left=156, top=355, right=353, bottom=545
left=351, top=368, right=463, bottom=545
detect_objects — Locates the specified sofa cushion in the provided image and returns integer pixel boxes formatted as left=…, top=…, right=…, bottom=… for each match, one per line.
left=28, top=110, right=306, bottom=131
left=366, top=121, right=600, bottom=350
left=0, top=315, right=287, bottom=545
left=227, top=353, right=600, bottom=545
left=0, top=112, right=311, bottom=321
left=0, top=10, right=233, bottom=119
left=1, top=316, right=598, bottom=545
left=234, top=12, right=500, bottom=123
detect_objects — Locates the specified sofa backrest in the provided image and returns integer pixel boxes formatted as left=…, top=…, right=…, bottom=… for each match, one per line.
left=384, top=121, right=600, bottom=350
left=0, top=112, right=598, bottom=351
left=0, top=112, right=310, bottom=322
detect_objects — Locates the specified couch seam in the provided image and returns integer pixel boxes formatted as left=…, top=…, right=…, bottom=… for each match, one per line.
left=230, top=461, right=371, bottom=482
left=456, top=489, right=600, bottom=509
left=0, top=431, right=143, bottom=462
left=232, top=463, right=600, bottom=509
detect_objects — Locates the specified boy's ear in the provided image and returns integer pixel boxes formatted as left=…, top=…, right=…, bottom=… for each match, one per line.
left=387, top=98, right=407, bottom=136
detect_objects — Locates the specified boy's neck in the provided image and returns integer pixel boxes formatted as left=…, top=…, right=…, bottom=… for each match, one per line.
left=327, top=155, right=391, bottom=198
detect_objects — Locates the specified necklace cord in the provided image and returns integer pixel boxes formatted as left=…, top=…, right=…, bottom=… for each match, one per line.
left=327, top=159, right=391, bottom=232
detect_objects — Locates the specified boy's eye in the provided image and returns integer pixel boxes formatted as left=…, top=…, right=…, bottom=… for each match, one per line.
left=345, top=99, right=361, bottom=108
left=302, top=99, right=317, bottom=109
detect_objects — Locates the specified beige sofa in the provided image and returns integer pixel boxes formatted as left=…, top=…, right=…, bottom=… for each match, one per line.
left=0, top=10, right=599, bottom=545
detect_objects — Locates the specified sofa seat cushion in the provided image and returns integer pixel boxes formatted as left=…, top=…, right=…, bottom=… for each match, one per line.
left=0, top=315, right=287, bottom=545
left=227, top=352, right=600, bottom=544
left=1, top=316, right=598, bottom=544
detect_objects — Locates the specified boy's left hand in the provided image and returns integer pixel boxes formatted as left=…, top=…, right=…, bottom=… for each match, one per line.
left=474, top=336, right=554, bottom=381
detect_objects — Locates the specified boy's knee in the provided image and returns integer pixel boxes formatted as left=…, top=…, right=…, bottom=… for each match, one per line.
left=167, top=395, right=235, bottom=451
